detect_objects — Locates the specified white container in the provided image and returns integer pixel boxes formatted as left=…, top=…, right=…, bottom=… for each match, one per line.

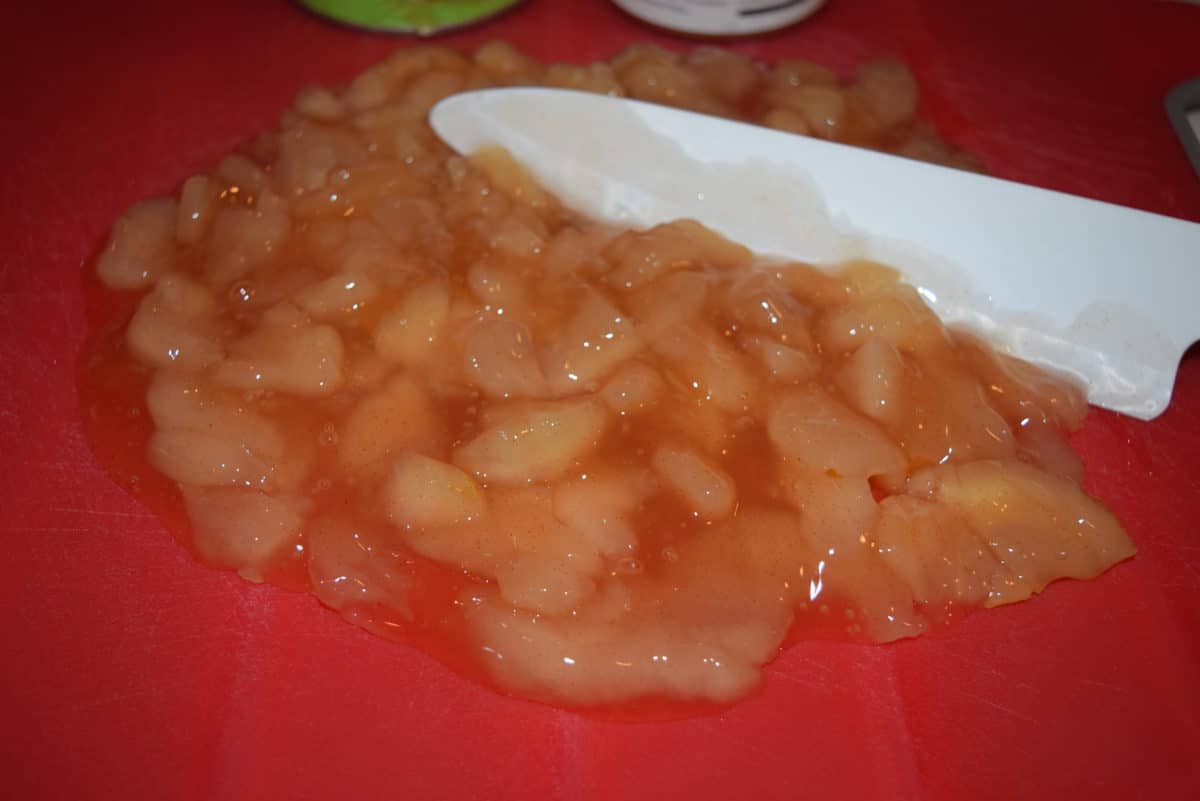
left=611, top=0, right=827, bottom=36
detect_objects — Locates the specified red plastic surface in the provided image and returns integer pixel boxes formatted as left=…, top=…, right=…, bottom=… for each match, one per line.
left=3, top=1, right=1200, bottom=799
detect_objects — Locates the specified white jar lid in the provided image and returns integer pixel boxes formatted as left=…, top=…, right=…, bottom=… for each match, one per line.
left=611, top=0, right=828, bottom=36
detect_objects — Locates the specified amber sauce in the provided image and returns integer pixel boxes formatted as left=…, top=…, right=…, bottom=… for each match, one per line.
left=76, top=247, right=979, bottom=719
left=78, top=218, right=1120, bottom=716
left=78, top=259, right=871, bottom=719
left=79, top=265, right=691, bottom=718
left=82, top=276, right=532, bottom=709
left=77, top=42, right=1133, bottom=717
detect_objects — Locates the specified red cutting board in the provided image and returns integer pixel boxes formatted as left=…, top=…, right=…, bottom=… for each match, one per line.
left=2, top=1, right=1199, bottom=799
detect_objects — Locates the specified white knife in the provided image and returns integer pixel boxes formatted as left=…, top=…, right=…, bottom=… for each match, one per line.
left=430, top=88, right=1200, bottom=420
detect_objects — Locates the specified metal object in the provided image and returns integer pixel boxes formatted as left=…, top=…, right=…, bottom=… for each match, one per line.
left=1166, top=77, right=1200, bottom=180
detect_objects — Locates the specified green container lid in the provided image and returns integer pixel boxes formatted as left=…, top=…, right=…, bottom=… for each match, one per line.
left=298, top=0, right=524, bottom=35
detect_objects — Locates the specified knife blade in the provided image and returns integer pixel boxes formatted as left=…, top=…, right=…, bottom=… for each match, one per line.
left=431, top=87, right=1200, bottom=419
